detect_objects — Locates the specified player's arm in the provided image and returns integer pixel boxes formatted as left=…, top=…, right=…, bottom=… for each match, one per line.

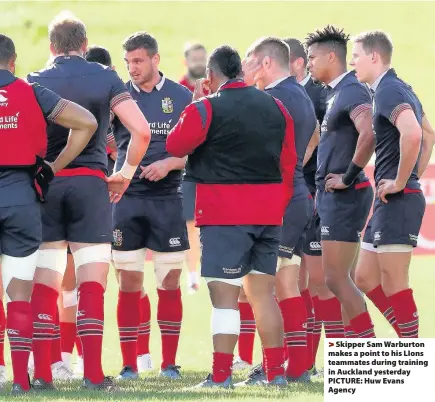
left=33, top=84, right=97, bottom=173
left=418, top=113, right=435, bottom=178
left=273, top=98, right=297, bottom=211
left=166, top=100, right=212, bottom=157
left=326, top=87, right=374, bottom=190
left=303, top=122, right=320, bottom=166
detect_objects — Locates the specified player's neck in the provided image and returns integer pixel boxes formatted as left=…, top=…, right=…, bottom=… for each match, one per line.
left=369, top=66, right=391, bottom=86
left=265, top=71, right=289, bottom=88
left=138, top=70, right=161, bottom=93
left=54, top=51, right=84, bottom=58
left=325, top=66, right=347, bottom=85
left=296, top=71, right=308, bottom=83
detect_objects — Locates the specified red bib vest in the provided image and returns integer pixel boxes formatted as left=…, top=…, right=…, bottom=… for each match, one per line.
left=0, top=78, right=47, bottom=167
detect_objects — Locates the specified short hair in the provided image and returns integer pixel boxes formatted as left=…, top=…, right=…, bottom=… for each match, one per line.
left=305, top=25, right=350, bottom=64
left=184, top=42, right=206, bottom=58
left=283, top=38, right=307, bottom=66
left=48, top=11, right=87, bottom=54
left=208, top=45, right=242, bottom=80
left=246, top=37, right=290, bottom=69
left=0, top=34, right=15, bottom=65
left=352, top=30, right=393, bottom=64
left=122, top=32, right=158, bottom=56
left=85, top=45, right=112, bottom=67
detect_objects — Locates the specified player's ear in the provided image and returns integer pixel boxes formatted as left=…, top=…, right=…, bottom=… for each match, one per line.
left=8, top=53, right=16, bottom=74
left=81, top=38, right=88, bottom=55
left=153, top=53, right=160, bottom=67
left=49, top=42, right=56, bottom=56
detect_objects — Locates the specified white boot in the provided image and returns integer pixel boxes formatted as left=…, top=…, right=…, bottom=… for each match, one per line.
left=137, top=354, right=153, bottom=373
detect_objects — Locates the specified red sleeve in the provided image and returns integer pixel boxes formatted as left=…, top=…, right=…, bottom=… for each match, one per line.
left=166, top=99, right=212, bottom=157
left=273, top=98, right=297, bottom=209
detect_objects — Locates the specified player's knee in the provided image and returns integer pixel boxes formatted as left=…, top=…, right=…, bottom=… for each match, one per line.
left=324, top=274, right=343, bottom=296
left=2, top=251, right=39, bottom=302
left=112, top=249, right=146, bottom=273
left=72, top=244, right=112, bottom=271
left=119, top=270, right=143, bottom=292
left=211, top=308, right=240, bottom=336
left=153, top=251, right=184, bottom=290
left=354, top=270, right=372, bottom=294
left=37, top=247, right=68, bottom=276
left=62, top=289, right=78, bottom=308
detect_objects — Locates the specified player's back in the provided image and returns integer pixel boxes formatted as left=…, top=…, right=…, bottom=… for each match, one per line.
left=266, top=77, right=317, bottom=199
left=28, top=56, right=129, bottom=172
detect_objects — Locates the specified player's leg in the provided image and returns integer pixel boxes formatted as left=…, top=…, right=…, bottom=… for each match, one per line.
left=111, top=194, right=145, bottom=379
left=319, top=187, right=375, bottom=338
left=148, top=198, right=188, bottom=379
left=137, top=287, right=153, bottom=372
left=194, top=225, right=253, bottom=388
left=233, top=286, right=255, bottom=370
left=244, top=226, right=286, bottom=385
left=374, top=192, right=425, bottom=338
left=182, top=181, right=200, bottom=292
left=2, top=203, right=41, bottom=393
left=68, top=176, right=114, bottom=390
left=0, top=266, right=5, bottom=387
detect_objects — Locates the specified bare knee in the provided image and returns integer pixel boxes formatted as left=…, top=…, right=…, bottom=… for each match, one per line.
left=153, top=251, right=184, bottom=290
left=238, top=287, right=249, bottom=303
left=119, top=270, right=144, bottom=292
left=161, top=269, right=182, bottom=290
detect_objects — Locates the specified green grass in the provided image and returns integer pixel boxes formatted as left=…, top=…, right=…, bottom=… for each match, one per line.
left=0, top=255, right=433, bottom=401
left=0, top=1, right=434, bottom=400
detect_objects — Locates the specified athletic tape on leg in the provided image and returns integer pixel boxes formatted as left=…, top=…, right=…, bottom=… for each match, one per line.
left=377, top=244, right=413, bottom=253
left=361, top=242, right=377, bottom=253
left=112, top=248, right=147, bottom=272
left=72, top=244, right=112, bottom=270
left=152, top=251, right=185, bottom=289
left=37, top=248, right=68, bottom=275
left=2, top=251, right=38, bottom=302
left=211, top=308, right=240, bottom=335
left=276, top=255, right=301, bottom=271
left=62, top=289, right=78, bottom=308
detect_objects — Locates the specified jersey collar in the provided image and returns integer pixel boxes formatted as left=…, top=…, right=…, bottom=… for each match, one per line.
left=299, top=73, right=311, bottom=87
left=327, top=71, right=351, bottom=89
left=132, top=71, right=166, bottom=93
left=218, top=79, right=246, bottom=91
left=264, top=76, right=290, bottom=90
left=370, top=68, right=394, bottom=92
left=0, top=69, right=16, bottom=87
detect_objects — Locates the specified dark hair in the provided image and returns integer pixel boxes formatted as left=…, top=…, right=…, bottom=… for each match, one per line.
left=48, top=11, right=87, bottom=54
left=246, top=37, right=289, bottom=70
left=85, top=45, right=112, bottom=67
left=305, top=25, right=350, bottom=64
left=283, top=38, right=307, bottom=66
left=352, top=30, right=393, bottom=64
left=208, top=45, right=242, bottom=79
left=123, top=32, right=158, bottom=56
left=184, top=42, right=206, bottom=58
left=0, top=34, right=15, bottom=64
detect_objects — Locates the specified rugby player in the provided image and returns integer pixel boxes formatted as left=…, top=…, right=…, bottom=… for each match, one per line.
left=112, top=32, right=191, bottom=380
left=351, top=31, right=434, bottom=338
left=305, top=25, right=376, bottom=338
left=27, top=12, right=151, bottom=391
left=0, top=34, right=97, bottom=394
left=240, top=37, right=317, bottom=383
left=167, top=45, right=297, bottom=388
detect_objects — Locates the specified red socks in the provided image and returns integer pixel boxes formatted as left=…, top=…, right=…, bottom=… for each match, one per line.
left=279, top=297, right=308, bottom=378
left=117, top=290, right=141, bottom=371
left=300, top=290, right=314, bottom=369
left=51, top=306, right=62, bottom=364
left=351, top=311, right=375, bottom=338
left=212, top=352, right=233, bottom=383
left=320, top=297, right=345, bottom=338
left=238, top=301, right=256, bottom=365
left=60, top=322, right=76, bottom=355
left=75, top=334, right=83, bottom=358
left=344, top=326, right=356, bottom=338
left=157, top=288, right=182, bottom=369
left=264, top=347, right=285, bottom=381
left=8, top=301, right=33, bottom=390
left=312, top=296, right=323, bottom=362
left=0, top=300, right=5, bottom=367
left=389, top=289, right=419, bottom=338
left=31, top=283, right=58, bottom=382
left=137, top=294, right=151, bottom=356
left=77, top=282, right=105, bottom=384
left=367, top=285, right=400, bottom=336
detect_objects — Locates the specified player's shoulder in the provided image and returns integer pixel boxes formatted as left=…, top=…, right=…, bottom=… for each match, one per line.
left=163, top=76, right=192, bottom=97
left=339, top=73, right=371, bottom=99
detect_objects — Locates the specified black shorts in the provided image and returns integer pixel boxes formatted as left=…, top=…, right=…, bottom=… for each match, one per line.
left=279, top=197, right=313, bottom=259
left=0, top=203, right=41, bottom=257
left=316, top=184, right=374, bottom=243
left=181, top=181, right=196, bottom=221
left=363, top=190, right=425, bottom=247
left=41, top=176, right=112, bottom=243
left=200, top=225, right=280, bottom=279
left=303, top=211, right=322, bottom=256
left=112, top=194, right=189, bottom=252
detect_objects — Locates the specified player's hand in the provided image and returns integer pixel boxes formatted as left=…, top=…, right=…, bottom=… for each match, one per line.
left=377, top=179, right=404, bottom=203
left=33, top=157, right=55, bottom=202
left=106, top=172, right=131, bottom=203
left=109, top=151, right=118, bottom=161
left=242, top=58, right=262, bottom=86
left=325, top=173, right=348, bottom=192
left=193, top=78, right=210, bottom=100
left=139, top=160, right=170, bottom=182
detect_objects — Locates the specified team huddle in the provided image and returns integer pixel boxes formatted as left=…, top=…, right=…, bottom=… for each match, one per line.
left=0, top=9, right=432, bottom=395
